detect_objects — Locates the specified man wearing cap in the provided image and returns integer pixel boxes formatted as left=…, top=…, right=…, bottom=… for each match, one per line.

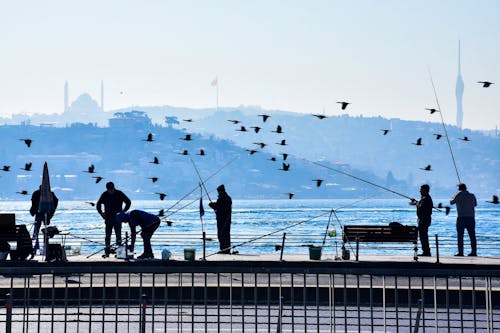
left=410, top=184, right=433, bottom=257
left=96, top=182, right=131, bottom=258
left=450, top=183, right=477, bottom=256
left=116, top=210, right=160, bottom=259
left=209, top=184, right=232, bottom=254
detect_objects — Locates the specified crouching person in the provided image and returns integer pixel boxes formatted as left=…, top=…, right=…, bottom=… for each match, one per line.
left=116, top=210, right=161, bottom=259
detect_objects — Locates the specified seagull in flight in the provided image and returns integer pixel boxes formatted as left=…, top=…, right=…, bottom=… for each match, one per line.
left=1, top=166, right=11, bottom=172
left=180, top=134, right=192, bottom=141
left=19, top=138, right=33, bottom=147
left=381, top=129, right=391, bottom=135
left=272, top=125, right=283, bottom=134
left=196, top=149, right=206, bottom=156
left=413, top=138, right=422, bottom=146
left=155, top=192, right=167, bottom=200
left=478, top=81, right=494, bottom=88
left=93, top=176, right=104, bottom=183
left=419, top=165, right=432, bottom=171
left=426, top=108, right=439, bottom=114
left=21, top=162, right=32, bottom=171
left=276, top=139, right=287, bottom=146
left=487, top=195, right=499, bottom=204
left=279, top=163, right=290, bottom=171
left=250, top=126, right=261, bottom=133
left=286, top=193, right=294, bottom=199
left=148, top=177, right=159, bottom=183
left=236, top=126, right=248, bottom=132
left=149, top=157, right=159, bottom=164
left=143, top=133, right=154, bottom=142
left=258, top=114, right=270, bottom=122
left=84, top=164, right=96, bottom=173
left=337, top=101, right=350, bottom=110
left=313, top=114, right=327, bottom=120
left=434, top=134, right=443, bottom=140
left=228, top=119, right=241, bottom=124
left=253, top=142, right=267, bottom=149
left=313, top=179, right=324, bottom=187
left=459, top=136, right=471, bottom=142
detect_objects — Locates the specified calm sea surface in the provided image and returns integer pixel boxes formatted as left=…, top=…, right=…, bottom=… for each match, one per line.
left=1, top=199, right=499, bottom=257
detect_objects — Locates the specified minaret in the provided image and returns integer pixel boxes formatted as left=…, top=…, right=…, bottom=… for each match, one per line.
left=100, top=80, right=104, bottom=111
left=64, top=81, right=69, bottom=113
left=455, top=41, right=464, bottom=129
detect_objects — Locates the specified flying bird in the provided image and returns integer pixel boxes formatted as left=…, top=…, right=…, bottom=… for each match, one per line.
left=337, top=101, right=350, bottom=110
left=250, top=126, right=261, bottom=133
left=2, top=166, right=11, bottom=172
left=276, top=139, right=287, bottom=146
left=434, top=134, right=443, bottom=140
left=181, top=134, right=192, bottom=141
left=272, top=125, right=283, bottom=134
left=413, top=138, right=423, bottom=146
left=93, top=176, right=104, bottom=183
left=420, top=165, right=432, bottom=171
left=143, top=133, right=154, bottom=142
left=196, top=149, right=206, bottom=156
left=86, top=201, right=96, bottom=207
left=258, top=114, right=270, bottom=122
left=487, top=195, right=499, bottom=204
left=381, top=129, right=391, bottom=135
left=17, top=190, right=29, bottom=195
left=268, top=157, right=277, bottom=162
left=437, top=203, right=451, bottom=215
left=155, top=192, right=167, bottom=200
left=21, top=162, right=32, bottom=171
left=166, top=221, right=174, bottom=226
left=313, top=179, right=324, bottom=187
left=280, top=163, right=290, bottom=171
left=19, top=139, right=33, bottom=147
left=158, top=209, right=165, bottom=217
left=246, top=149, right=258, bottom=155
left=149, top=157, right=159, bottom=164
left=148, top=177, right=159, bottom=183
left=280, top=153, right=288, bottom=160
left=178, top=150, right=189, bottom=155
left=478, top=81, right=494, bottom=88
left=426, top=108, right=439, bottom=114
left=182, top=119, right=193, bottom=122
left=228, top=119, right=241, bottom=124
left=236, top=126, right=248, bottom=132
left=253, top=142, right=267, bottom=149
left=286, top=193, right=294, bottom=199
left=84, top=164, right=95, bottom=173
left=459, top=136, right=471, bottom=142
left=313, top=114, right=327, bottom=120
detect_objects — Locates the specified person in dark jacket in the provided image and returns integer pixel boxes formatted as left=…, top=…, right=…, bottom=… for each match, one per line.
left=410, top=184, right=433, bottom=256
left=30, top=186, right=59, bottom=249
left=450, top=183, right=477, bottom=256
left=209, top=184, right=232, bottom=254
left=96, top=182, right=131, bottom=257
left=116, top=210, right=160, bottom=259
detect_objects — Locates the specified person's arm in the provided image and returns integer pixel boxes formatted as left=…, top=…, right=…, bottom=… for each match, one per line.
left=96, top=194, right=105, bottom=219
left=122, top=192, right=132, bottom=212
left=49, top=192, right=59, bottom=219
left=450, top=192, right=459, bottom=205
left=29, top=192, right=37, bottom=216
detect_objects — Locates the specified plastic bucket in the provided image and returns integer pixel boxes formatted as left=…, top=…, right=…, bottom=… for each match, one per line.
left=184, top=248, right=196, bottom=261
left=309, top=246, right=322, bottom=260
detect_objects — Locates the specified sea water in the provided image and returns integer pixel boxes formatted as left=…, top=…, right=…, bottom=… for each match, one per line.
left=1, top=199, right=499, bottom=257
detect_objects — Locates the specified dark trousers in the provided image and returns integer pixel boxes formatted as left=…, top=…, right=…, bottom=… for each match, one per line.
left=105, top=220, right=122, bottom=255
left=418, top=222, right=431, bottom=254
left=32, top=217, right=51, bottom=251
left=457, top=217, right=476, bottom=255
left=141, top=221, right=160, bottom=255
left=217, top=222, right=231, bottom=254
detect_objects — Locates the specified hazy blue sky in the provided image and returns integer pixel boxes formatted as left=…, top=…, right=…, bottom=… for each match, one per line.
left=0, top=0, right=498, bottom=130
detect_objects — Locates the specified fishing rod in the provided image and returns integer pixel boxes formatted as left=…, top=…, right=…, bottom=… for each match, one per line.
left=161, top=155, right=239, bottom=215
left=162, top=188, right=216, bottom=220
left=206, top=210, right=333, bottom=258
left=311, top=161, right=445, bottom=213
left=190, top=157, right=213, bottom=202
left=427, top=67, right=462, bottom=183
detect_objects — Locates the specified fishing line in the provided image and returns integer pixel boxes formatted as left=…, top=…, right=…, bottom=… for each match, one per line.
left=190, top=157, right=213, bottom=202
left=205, top=210, right=333, bottom=258
left=161, top=155, right=239, bottom=215
left=311, top=161, right=445, bottom=213
left=427, top=67, right=462, bottom=183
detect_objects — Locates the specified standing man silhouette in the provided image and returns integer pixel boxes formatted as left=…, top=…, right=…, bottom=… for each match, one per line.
left=96, top=182, right=131, bottom=258
left=30, top=185, right=59, bottom=252
left=209, top=185, right=232, bottom=254
left=450, top=183, right=477, bottom=256
left=411, top=184, right=433, bottom=257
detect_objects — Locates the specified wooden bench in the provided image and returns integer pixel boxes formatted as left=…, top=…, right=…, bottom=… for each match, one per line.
left=342, top=224, right=418, bottom=261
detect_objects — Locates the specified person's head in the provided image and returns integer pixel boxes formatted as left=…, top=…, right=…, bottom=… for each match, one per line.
left=217, top=184, right=226, bottom=194
left=116, top=211, right=130, bottom=224
left=420, top=184, right=430, bottom=195
left=458, top=183, right=467, bottom=191
left=106, top=182, right=115, bottom=194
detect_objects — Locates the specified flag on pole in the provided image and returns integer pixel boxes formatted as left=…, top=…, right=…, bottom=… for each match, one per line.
left=210, top=76, right=218, bottom=87
left=199, top=186, right=205, bottom=217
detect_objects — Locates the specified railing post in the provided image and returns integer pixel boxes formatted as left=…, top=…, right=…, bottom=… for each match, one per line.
left=355, top=237, right=359, bottom=261
left=140, top=293, right=147, bottom=333
left=5, top=292, right=12, bottom=333
left=202, top=231, right=206, bottom=261
left=413, top=299, right=423, bottom=333
left=435, top=234, right=439, bottom=263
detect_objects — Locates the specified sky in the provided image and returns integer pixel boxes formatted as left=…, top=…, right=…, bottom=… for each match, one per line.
left=0, top=0, right=499, bottom=130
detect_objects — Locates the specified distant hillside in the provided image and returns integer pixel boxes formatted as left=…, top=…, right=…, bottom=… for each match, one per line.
left=0, top=120, right=403, bottom=201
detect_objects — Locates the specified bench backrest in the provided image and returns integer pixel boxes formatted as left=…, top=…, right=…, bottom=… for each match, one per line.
left=343, top=225, right=417, bottom=243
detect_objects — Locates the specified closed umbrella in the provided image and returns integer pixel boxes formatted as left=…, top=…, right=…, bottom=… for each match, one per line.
left=38, top=162, right=55, bottom=260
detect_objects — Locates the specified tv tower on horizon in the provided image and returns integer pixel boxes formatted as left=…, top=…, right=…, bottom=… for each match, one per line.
left=456, top=40, right=464, bottom=129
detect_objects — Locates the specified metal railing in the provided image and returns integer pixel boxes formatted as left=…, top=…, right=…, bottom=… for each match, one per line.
left=0, top=261, right=499, bottom=332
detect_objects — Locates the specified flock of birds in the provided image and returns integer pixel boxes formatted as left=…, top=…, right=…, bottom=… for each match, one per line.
left=1, top=81, right=498, bottom=212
